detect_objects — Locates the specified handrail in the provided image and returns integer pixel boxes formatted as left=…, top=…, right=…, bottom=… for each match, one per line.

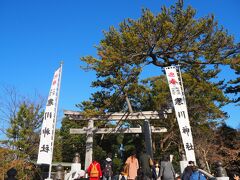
left=198, top=169, right=215, bottom=179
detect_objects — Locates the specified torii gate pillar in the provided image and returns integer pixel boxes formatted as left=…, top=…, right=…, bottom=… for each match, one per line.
left=85, top=119, right=93, bottom=170
left=143, top=120, right=153, bottom=158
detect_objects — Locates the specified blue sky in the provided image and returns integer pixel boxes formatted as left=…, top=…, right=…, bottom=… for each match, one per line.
left=0, top=0, right=239, bottom=132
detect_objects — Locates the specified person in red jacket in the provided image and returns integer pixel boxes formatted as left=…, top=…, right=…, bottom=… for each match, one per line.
left=87, top=157, right=102, bottom=180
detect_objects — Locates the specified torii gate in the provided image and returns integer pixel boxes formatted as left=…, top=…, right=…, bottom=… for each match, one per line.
left=64, top=110, right=171, bottom=170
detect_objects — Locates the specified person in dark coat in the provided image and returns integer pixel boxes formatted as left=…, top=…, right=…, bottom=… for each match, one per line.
left=139, top=150, right=153, bottom=180
left=102, top=153, right=113, bottom=180
left=215, top=161, right=228, bottom=177
left=152, top=162, right=161, bottom=180
left=181, top=161, right=194, bottom=180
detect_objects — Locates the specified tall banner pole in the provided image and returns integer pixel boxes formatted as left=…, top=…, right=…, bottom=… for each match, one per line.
left=37, top=63, right=63, bottom=179
left=48, top=62, right=63, bottom=179
left=164, top=66, right=196, bottom=162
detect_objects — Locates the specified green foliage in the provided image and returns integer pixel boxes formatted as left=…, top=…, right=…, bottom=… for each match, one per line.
left=60, top=117, right=86, bottom=163
left=77, top=2, right=239, bottom=174
left=0, top=88, right=45, bottom=179
left=112, top=156, right=123, bottom=173
left=93, top=145, right=106, bottom=162
left=52, top=129, right=63, bottom=162
left=225, top=56, right=240, bottom=105
left=80, top=3, right=238, bottom=114
left=5, top=101, right=44, bottom=160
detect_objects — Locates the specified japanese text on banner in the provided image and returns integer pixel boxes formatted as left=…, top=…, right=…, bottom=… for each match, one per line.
left=37, top=66, right=62, bottom=165
left=165, top=66, right=196, bottom=162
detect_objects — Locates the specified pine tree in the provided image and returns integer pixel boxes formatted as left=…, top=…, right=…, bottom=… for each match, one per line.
left=78, top=2, right=239, bottom=170
left=6, top=102, right=43, bottom=160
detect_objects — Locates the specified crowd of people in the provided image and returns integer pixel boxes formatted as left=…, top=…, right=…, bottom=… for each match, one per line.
left=85, top=150, right=238, bottom=180
left=86, top=150, right=177, bottom=180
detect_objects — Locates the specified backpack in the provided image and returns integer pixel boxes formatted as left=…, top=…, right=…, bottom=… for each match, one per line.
left=190, top=171, right=206, bottom=180
left=104, top=161, right=113, bottom=177
left=90, top=163, right=99, bottom=177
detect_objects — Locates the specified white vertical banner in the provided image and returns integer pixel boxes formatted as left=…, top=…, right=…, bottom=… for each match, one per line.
left=165, top=66, right=196, bottom=162
left=37, top=64, right=62, bottom=165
